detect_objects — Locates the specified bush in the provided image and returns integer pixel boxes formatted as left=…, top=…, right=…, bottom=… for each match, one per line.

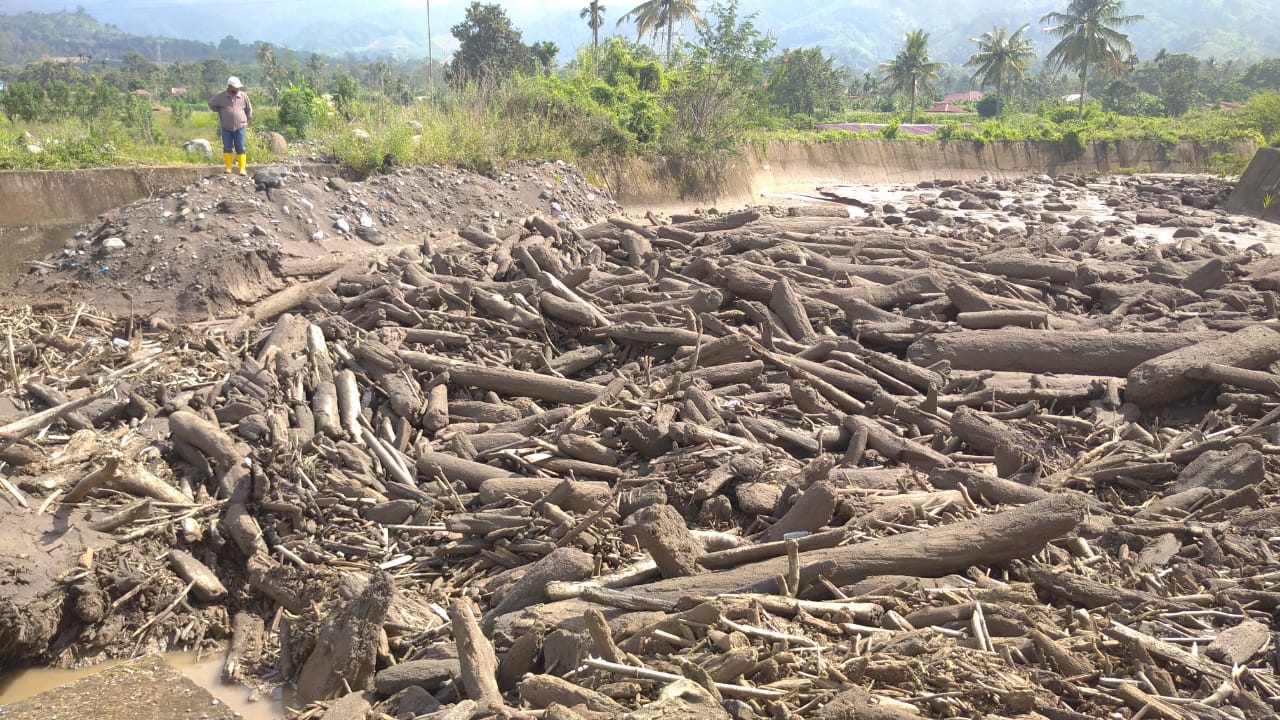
left=1208, top=151, right=1250, bottom=177
left=975, top=95, right=1002, bottom=119
left=278, top=85, right=333, bottom=139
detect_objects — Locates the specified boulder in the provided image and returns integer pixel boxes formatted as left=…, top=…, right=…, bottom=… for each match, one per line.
left=263, top=131, right=288, bottom=154
left=182, top=138, right=213, bottom=159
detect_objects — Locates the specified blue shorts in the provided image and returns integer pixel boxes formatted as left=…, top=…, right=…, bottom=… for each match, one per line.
left=221, top=127, right=246, bottom=154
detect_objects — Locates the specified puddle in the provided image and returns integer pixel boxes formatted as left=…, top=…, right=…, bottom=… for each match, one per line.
left=0, top=650, right=292, bottom=719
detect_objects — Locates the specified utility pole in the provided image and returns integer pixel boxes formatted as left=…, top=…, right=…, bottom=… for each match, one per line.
left=426, top=0, right=434, bottom=98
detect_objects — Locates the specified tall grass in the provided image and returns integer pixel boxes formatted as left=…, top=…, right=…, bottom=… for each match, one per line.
left=0, top=106, right=284, bottom=170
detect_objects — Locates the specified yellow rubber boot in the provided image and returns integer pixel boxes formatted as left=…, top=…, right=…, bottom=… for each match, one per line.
left=223, top=152, right=233, bottom=173
left=237, top=153, right=247, bottom=175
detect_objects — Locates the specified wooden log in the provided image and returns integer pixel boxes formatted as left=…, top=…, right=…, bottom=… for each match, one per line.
left=842, top=415, right=953, bottom=469
left=760, top=480, right=838, bottom=542
left=168, top=549, right=228, bottom=603
left=672, top=210, right=760, bottom=233
left=632, top=494, right=1084, bottom=602
left=401, top=351, right=603, bottom=405
left=1186, top=363, right=1280, bottom=394
left=23, top=382, right=91, bottom=430
left=417, top=451, right=516, bottom=491
left=450, top=596, right=502, bottom=706
left=817, top=274, right=945, bottom=309
left=222, top=612, right=264, bottom=683
left=769, top=277, right=819, bottom=344
left=296, top=571, right=393, bottom=704
left=1126, top=326, right=1280, bottom=407
left=627, top=504, right=703, bottom=578
left=458, top=225, right=501, bottom=248
left=956, top=310, right=1049, bottom=329
left=908, top=330, right=1221, bottom=376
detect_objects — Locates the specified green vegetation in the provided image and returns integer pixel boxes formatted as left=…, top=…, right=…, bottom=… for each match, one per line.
left=1042, top=0, right=1143, bottom=119
left=964, top=25, right=1034, bottom=116
left=1, top=0, right=1279, bottom=175
left=879, top=30, right=947, bottom=123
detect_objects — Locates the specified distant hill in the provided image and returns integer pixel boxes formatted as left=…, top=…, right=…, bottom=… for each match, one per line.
left=0, top=9, right=232, bottom=67
left=3, top=0, right=1278, bottom=72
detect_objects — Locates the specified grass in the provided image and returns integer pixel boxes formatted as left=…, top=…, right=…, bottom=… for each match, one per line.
left=1, top=94, right=1271, bottom=175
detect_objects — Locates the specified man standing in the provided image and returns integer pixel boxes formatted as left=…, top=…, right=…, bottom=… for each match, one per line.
left=208, top=76, right=252, bottom=175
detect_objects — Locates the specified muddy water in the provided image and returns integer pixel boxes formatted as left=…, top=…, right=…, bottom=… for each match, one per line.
left=0, top=651, right=291, bottom=719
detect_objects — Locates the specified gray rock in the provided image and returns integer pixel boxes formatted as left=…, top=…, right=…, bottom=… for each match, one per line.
left=355, top=225, right=383, bottom=245
left=182, top=138, right=213, bottom=159
left=102, top=237, right=127, bottom=250
left=623, top=679, right=731, bottom=720
left=374, top=657, right=458, bottom=695
left=253, top=166, right=288, bottom=188
left=393, top=685, right=440, bottom=716
left=320, top=692, right=372, bottom=720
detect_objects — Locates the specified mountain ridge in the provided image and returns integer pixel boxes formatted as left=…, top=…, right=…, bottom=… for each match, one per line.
left=2, top=1, right=1277, bottom=72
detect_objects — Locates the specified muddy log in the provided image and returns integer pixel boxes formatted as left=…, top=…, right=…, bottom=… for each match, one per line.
left=1125, top=325, right=1280, bottom=406
left=296, top=571, right=393, bottom=705
left=400, top=351, right=604, bottom=404
left=618, top=494, right=1085, bottom=603
left=907, top=330, right=1222, bottom=376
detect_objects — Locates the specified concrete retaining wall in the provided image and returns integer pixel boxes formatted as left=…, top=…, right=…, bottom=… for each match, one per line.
left=0, top=140, right=1258, bottom=228
left=584, top=138, right=1257, bottom=210
left=0, top=163, right=343, bottom=228
left=1226, top=146, right=1280, bottom=221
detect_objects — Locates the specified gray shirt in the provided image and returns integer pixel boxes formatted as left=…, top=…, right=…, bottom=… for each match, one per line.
left=208, top=89, right=253, bottom=131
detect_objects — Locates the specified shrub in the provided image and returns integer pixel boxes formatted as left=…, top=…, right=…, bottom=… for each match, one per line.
left=975, top=96, right=1002, bottom=119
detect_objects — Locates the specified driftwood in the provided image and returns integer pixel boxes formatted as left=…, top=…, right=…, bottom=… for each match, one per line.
left=9, top=172, right=1280, bottom=720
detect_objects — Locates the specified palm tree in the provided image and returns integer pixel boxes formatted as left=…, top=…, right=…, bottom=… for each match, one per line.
left=964, top=24, right=1035, bottom=116
left=580, top=1, right=606, bottom=54
left=1041, top=0, right=1143, bottom=118
left=306, top=53, right=327, bottom=86
left=616, top=0, right=698, bottom=62
left=879, top=29, right=947, bottom=123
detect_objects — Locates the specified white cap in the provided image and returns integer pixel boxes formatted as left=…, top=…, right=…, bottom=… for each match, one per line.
left=227, top=76, right=243, bottom=89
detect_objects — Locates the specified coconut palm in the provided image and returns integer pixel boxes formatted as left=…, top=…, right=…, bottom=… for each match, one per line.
left=1041, top=0, right=1143, bottom=118
left=580, top=1, right=606, bottom=52
left=879, top=29, right=947, bottom=123
left=964, top=24, right=1035, bottom=115
left=616, top=0, right=698, bottom=62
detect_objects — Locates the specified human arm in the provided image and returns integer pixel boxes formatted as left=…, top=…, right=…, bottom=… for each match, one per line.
left=244, top=93, right=253, bottom=124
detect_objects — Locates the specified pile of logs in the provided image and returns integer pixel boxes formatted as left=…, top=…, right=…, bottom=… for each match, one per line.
left=4, top=194, right=1280, bottom=720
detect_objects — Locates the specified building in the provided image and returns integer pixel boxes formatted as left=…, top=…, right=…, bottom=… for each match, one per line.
left=943, top=90, right=984, bottom=104
left=927, top=101, right=968, bottom=114
left=169, top=87, right=188, bottom=96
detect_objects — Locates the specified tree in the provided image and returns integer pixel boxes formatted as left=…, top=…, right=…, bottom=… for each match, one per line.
left=879, top=29, right=946, bottom=123
left=616, top=0, right=699, bottom=63
left=964, top=24, right=1035, bottom=115
left=447, top=2, right=532, bottom=85
left=531, top=41, right=559, bottom=75
left=767, top=47, right=848, bottom=117
left=665, top=0, right=773, bottom=149
left=1154, top=52, right=1202, bottom=116
left=256, top=41, right=285, bottom=99
left=580, top=1, right=606, bottom=53
left=1041, top=0, right=1143, bottom=119
left=0, top=82, right=46, bottom=123
left=306, top=53, right=327, bottom=86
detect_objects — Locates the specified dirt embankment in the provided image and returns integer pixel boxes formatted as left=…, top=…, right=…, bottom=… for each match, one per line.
left=2, top=165, right=1280, bottom=720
